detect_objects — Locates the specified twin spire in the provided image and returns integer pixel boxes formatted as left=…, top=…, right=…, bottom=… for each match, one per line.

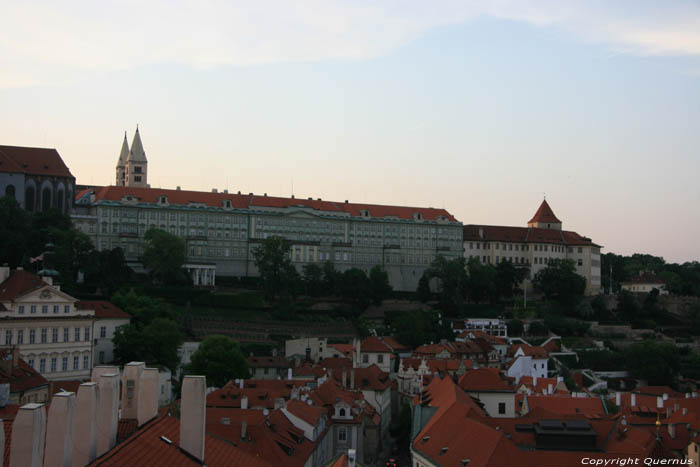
left=115, top=127, right=148, bottom=187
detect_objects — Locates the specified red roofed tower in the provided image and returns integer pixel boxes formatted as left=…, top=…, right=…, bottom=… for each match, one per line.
left=527, top=199, right=562, bottom=231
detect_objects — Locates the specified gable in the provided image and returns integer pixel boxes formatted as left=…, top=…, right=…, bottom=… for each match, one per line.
left=15, top=285, right=77, bottom=304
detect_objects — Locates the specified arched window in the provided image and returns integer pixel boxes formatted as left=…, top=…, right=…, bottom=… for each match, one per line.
left=42, top=187, right=52, bottom=211
left=56, top=189, right=64, bottom=212
left=339, top=408, right=346, bottom=417
left=4, top=184, right=15, bottom=199
left=25, top=186, right=35, bottom=212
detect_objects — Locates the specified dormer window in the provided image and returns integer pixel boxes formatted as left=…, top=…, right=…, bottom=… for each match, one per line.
left=158, top=196, right=168, bottom=204
left=222, top=199, right=232, bottom=209
left=339, top=408, right=346, bottom=417
left=360, top=209, right=370, bottom=218
left=413, top=212, right=423, bottom=221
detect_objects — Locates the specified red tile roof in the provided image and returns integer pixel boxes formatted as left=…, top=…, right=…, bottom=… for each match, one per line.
left=0, top=269, right=52, bottom=301
left=77, top=300, right=130, bottom=319
left=360, top=337, right=392, bottom=353
left=528, top=199, right=561, bottom=224
left=458, top=368, right=514, bottom=393
left=327, top=343, right=353, bottom=358
left=463, top=224, right=600, bottom=247
left=0, top=349, right=48, bottom=393
left=508, top=343, right=548, bottom=359
left=525, top=394, right=607, bottom=417
left=379, top=336, right=409, bottom=352
left=207, top=379, right=307, bottom=409
left=328, top=364, right=392, bottom=392
left=0, top=145, right=74, bottom=178
left=285, top=399, right=326, bottom=426
left=621, top=273, right=667, bottom=285
left=94, top=413, right=272, bottom=466
left=88, top=185, right=459, bottom=222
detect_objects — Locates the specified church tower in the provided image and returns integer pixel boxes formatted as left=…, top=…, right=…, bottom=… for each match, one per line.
left=115, top=132, right=129, bottom=186
left=527, top=199, right=562, bottom=230
left=125, top=126, right=148, bottom=187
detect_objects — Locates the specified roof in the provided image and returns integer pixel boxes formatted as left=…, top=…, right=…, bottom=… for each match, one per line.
left=0, top=145, right=74, bottom=178
left=0, top=269, right=51, bottom=302
left=0, top=350, right=48, bottom=393
left=329, top=364, right=392, bottom=392
left=525, top=395, right=607, bottom=417
left=127, top=128, right=147, bottom=163
left=285, top=399, right=326, bottom=426
left=88, top=185, right=459, bottom=222
left=458, top=368, right=514, bottom=393
left=248, top=356, right=291, bottom=369
left=77, top=300, right=130, bottom=319
left=207, top=379, right=307, bottom=409
left=94, top=413, right=273, bottom=466
left=528, top=199, right=561, bottom=224
left=507, top=343, right=548, bottom=359
left=621, top=272, right=667, bottom=286
left=327, top=343, right=353, bottom=358
left=463, top=224, right=600, bottom=247
left=360, top=337, right=392, bottom=353
left=116, top=133, right=129, bottom=167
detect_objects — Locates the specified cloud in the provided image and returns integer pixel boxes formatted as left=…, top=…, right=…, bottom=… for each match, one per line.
left=1, top=0, right=699, bottom=88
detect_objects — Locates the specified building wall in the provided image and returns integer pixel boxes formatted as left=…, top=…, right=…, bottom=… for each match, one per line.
left=465, top=391, right=515, bottom=418
left=75, top=201, right=463, bottom=292
left=358, top=351, right=392, bottom=373
left=688, top=441, right=700, bottom=467
left=0, top=172, right=26, bottom=207
left=0, top=173, right=74, bottom=214
left=93, top=317, right=129, bottom=365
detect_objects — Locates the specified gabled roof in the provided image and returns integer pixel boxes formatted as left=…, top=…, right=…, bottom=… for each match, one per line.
left=285, top=399, right=326, bottom=426
left=93, top=413, right=271, bottom=466
left=525, top=394, right=607, bottom=417
left=463, top=224, right=600, bottom=247
left=77, top=300, right=130, bottom=319
left=0, top=269, right=51, bottom=302
left=360, top=337, right=392, bottom=353
left=207, top=379, right=306, bottom=409
left=507, top=343, right=548, bottom=359
left=0, top=145, right=74, bottom=178
left=458, top=368, right=514, bottom=393
left=528, top=199, right=561, bottom=224
left=91, top=185, right=251, bottom=209
left=0, top=349, right=48, bottom=393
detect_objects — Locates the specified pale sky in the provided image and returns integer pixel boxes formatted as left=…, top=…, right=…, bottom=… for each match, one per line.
left=1, top=1, right=699, bottom=263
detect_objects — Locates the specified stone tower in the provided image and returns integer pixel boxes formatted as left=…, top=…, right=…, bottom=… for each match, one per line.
left=115, top=132, right=129, bottom=186
left=125, top=126, right=148, bottom=187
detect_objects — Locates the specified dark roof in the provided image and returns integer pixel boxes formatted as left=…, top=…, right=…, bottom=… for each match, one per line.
left=77, top=301, right=131, bottom=319
left=0, top=145, right=74, bottom=178
left=0, top=269, right=51, bottom=301
left=0, top=350, right=48, bottom=393
left=463, top=225, right=600, bottom=247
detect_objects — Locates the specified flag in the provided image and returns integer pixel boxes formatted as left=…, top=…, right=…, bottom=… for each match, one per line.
left=29, top=254, right=44, bottom=264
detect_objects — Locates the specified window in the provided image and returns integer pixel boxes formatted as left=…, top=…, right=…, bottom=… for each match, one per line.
left=100, top=326, right=107, bottom=338
left=29, top=329, right=36, bottom=344
left=52, top=328, right=58, bottom=343
left=578, top=259, right=583, bottom=266
left=18, top=305, right=24, bottom=314
left=50, top=358, right=57, bottom=372
left=41, top=328, right=47, bottom=343
left=362, top=354, right=369, bottom=364
left=53, top=305, right=59, bottom=314
left=42, top=305, right=48, bottom=314
left=31, top=305, right=36, bottom=314
left=73, top=356, right=79, bottom=370
left=28, top=358, right=34, bottom=368
left=3, top=330, right=11, bottom=345
left=75, top=328, right=80, bottom=341
left=99, top=351, right=105, bottom=364
left=377, top=354, right=384, bottom=364
left=498, top=402, right=506, bottom=414
left=64, top=328, right=69, bottom=342
left=338, top=427, right=347, bottom=441
left=40, top=359, right=46, bottom=373
left=83, top=355, right=89, bottom=369
left=578, top=247, right=583, bottom=253
left=85, top=327, right=90, bottom=341
left=62, top=357, right=68, bottom=371
left=64, top=305, right=70, bottom=313
left=17, top=330, right=23, bottom=344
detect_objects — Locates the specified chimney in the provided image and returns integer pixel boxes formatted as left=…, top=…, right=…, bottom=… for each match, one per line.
left=631, top=394, right=636, bottom=407
left=354, top=338, right=361, bottom=368
left=657, top=396, right=663, bottom=409
left=180, top=376, right=206, bottom=463
left=287, top=368, right=292, bottom=380
left=663, top=393, right=669, bottom=401
left=239, top=379, right=244, bottom=389
left=547, top=383, right=553, bottom=395
left=137, top=368, right=159, bottom=426
left=73, top=382, right=99, bottom=467
left=223, top=189, right=228, bottom=194
left=348, top=448, right=357, bottom=467
left=9, top=403, right=46, bottom=467
left=615, top=392, right=621, bottom=406
left=532, top=375, right=537, bottom=388
left=0, top=265, right=10, bottom=283
left=241, top=395, right=248, bottom=410
left=350, top=369, right=355, bottom=389
left=121, top=362, right=145, bottom=420
left=96, top=373, right=120, bottom=456
left=693, top=391, right=698, bottom=398
left=212, top=188, right=218, bottom=193
left=274, top=398, right=285, bottom=410
left=45, top=392, right=75, bottom=467
left=668, top=423, right=676, bottom=439
left=342, top=368, right=347, bottom=388
left=241, top=421, right=247, bottom=440
left=683, top=408, right=688, bottom=415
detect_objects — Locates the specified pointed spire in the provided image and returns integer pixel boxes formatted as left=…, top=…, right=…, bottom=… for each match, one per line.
left=528, top=199, right=561, bottom=225
left=127, top=126, right=147, bottom=162
left=116, top=132, right=129, bottom=168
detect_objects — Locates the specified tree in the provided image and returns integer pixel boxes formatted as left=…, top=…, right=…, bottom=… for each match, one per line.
left=0, top=196, right=30, bottom=267
left=416, top=274, right=432, bottom=302
left=508, top=319, right=524, bottom=337
left=368, top=265, right=392, bottom=305
left=532, top=259, right=586, bottom=308
left=466, top=257, right=496, bottom=303
left=302, top=263, right=323, bottom=297
left=113, top=318, right=183, bottom=372
left=495, top=260, right=527, bottom=300
left=427, top=256, right=468, bottom=313
left=624, top=340, right=681, bottom=386
left=186, top=335, right=250, bottom=387
left=322, top=261, right=341, bottom=295
left=253, top=236, right=297, bottom=301
left=84, top=247, right=132, bottom=297
left=111, top=290, right=178, bottom=325
left=340, top=268, right=371, bottom=309
left=142, top=228, right=187, bottom=284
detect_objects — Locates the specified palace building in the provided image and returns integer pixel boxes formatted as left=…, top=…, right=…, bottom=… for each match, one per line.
left=72, top=131, right=463, bottom=291
left=463, top=199, right=602, bottom=295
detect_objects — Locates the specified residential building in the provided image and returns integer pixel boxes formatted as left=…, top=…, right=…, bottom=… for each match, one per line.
left=0, top=144, right=76, bottom=213
left=0, top=347, right=49, bottom=404
left=83, top=300, right=131, bottom=365
left=621, top=270, right=669, bottom=295
left=354, top=337, right=393, bottom=373
left=506, top=342, right=550, bottom=382
left=247, top=355, right=292, bottom=380
left=457, top=368, right=516, bottom=417
left=463, top=199, right=602, bottom=295
left=0, top=267, right=95, bottom=381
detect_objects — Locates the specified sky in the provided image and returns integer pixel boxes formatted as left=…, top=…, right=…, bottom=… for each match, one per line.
left=1, top=1, right=699, bottom=263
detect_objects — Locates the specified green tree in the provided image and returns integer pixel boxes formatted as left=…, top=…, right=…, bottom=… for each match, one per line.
left=113, top=318, right=183, bottom=372
left=617, top=290, right=640, bottom=322
left=466, top=257, right=497, bottom=303
left=368, top=265, right=392, bottom=305
left=532, top=259, right=586, bottom=308
left=508, top=319, right=524, bottom=337
left=416, top=274, right=432, bottom=302
left=111, top=290, right=178, bottom=325
left=253, top=236, right=298, bottom=301
left=142, top=228, right=187, bottom=285
left=340, top=268, right=371, bottom=308
left=322, top=261, right=341, bottom=295
left=624, top=340, right=681, bottom=386
left=495, top=260, right=527, bottom=300
left=0, top=196, right=30, bottom=267
left=427, top=256, right=468, bottom=313
left=186, top=335, right=250, bottom=387
left=85, top=247, right=132, bottom=297
left=302, top=263, right=323, bottom=296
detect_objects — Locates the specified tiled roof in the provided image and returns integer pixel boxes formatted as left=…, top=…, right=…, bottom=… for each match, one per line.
left=93, top=413, right=272, bottom=466
left=0, top=349, right=48, bottom=393
left=525, top=394, right=607, bottom=417
left=88, top=185, right=459, bottom=222
left=621, top=273, right=666, bottom=285
left=458, top=368, right=514, bottom=393
left=414, top=343, right=454, bottom=357
left=379, top=336, right=409, bottom=351
left=285, top=399, right=326, bottom=426
left=327, top=343, right=354, bottom=358
left=0, top=145, right=74, bottom=178
left=207, top=379, right=307, bottom=409
left=248, top=356, right=291, bottom=369
left=0, top=269, right=51, bottom=301
left=329, top=364, right=392, bottom=392
left=516, top=376, right=567, bottom=395
left=463, top=224, right=600, bottom=247
left=528, top=199, right=561, bottom=224
left=360, top=337, right=392, bottom=353
left=77, top=300, right=130, bottom=319
left=508, top=343, right=548, bottom=359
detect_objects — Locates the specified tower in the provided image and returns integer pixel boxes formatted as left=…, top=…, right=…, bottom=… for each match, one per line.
left=125, top=126, right=148, bottom=187
left=115, top=132, right=129, bottom=186
left=527, top=199, right=562, bottom=230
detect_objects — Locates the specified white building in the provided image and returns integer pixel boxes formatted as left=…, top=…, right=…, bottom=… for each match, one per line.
left=81, top=300, right=131, bottom=365
left=463, top=199, right=602, bottom=295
